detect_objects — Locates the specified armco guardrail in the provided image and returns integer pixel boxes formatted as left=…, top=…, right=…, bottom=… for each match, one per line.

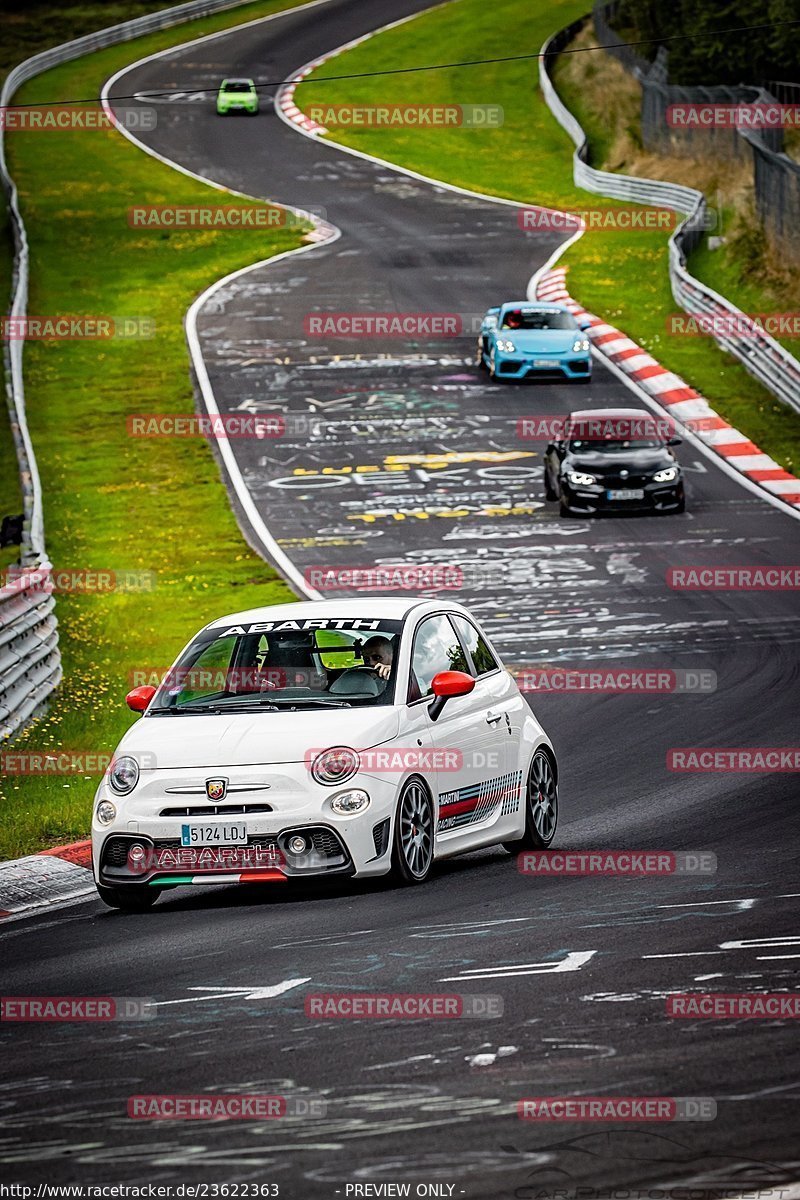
left=0, top=572, right=62, bottom=741
left=539, top=19, right=800, bottom=415
left=0, top=0, right=254, bottom=740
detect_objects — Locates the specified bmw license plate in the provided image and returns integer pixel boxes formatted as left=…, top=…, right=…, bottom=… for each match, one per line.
left=607, top=488, right=644, bottom=500
left=181, top=823, right=248, bottom=846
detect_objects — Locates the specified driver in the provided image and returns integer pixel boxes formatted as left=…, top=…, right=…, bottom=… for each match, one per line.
left=362, top=635, right=393, bottom=681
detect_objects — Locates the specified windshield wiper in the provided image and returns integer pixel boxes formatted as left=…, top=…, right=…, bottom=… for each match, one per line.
left=267, top=697, right=352, bottom=708
left=149, top=702, right=279, bottom=715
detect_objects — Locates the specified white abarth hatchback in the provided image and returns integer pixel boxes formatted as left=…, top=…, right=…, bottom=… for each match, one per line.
left=92, top=599, right=558, bottom=909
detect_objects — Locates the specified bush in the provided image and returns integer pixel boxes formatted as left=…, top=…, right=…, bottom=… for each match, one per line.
left=613, top=0, right=800, bottom=85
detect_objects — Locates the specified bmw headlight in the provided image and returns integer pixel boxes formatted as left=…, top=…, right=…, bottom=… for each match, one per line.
left=330, top=789, right=371, bottom=815
left=312, top=746, right=360, bottom=786
left=108, top=755, right=139, bottom=795
left=495, top=339, right=516, bottom=352
left=572, top=338, right=590, bottom=352
left=95, top=799, right=117, bottom=825
left=567, top=470, right=597, bottom=486
left=653, top=466, right=679, bottom=483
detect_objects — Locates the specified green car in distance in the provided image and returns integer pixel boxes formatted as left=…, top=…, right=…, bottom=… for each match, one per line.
left=216, top=78, right=259, bottom=115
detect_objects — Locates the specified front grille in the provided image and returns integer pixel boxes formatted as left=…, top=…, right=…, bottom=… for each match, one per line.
left=372, top=818, right=390, bottom=858
left=159, top=804, right=273, bottom=817
left=102, top=835, right=137, bottom=868
left=308, top=827, right=343, bottom=857
left=602, top=474, right=649, bottom=488
left=101, top=828, right=353, bottom=881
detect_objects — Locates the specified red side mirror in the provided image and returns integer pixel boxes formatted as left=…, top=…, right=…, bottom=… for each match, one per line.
left=431, top=670, right=475, bottom=699
left=126, top=685, right=155, bottom=713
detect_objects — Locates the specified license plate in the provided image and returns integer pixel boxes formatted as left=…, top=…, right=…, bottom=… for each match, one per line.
left=535, top=359, right=560, bottom=368
left=607, top=488, right=644, bottom=500
left=181, top=823, right=248, bottom=846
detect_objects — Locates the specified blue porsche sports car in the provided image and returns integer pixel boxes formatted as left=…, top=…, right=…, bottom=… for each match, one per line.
left=478, top=302, right=592, bottom=382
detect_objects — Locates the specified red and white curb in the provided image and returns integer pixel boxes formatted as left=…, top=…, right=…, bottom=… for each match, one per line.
left=537, top=266, right=800, bottom=510
left=277, top=57, right=329, bottom=135
left=0, top=839, right=94, bottom=921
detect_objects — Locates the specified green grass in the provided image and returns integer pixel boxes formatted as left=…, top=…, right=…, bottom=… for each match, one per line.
left=294, top=0, right=800, bottom=472
left=1, top=3, right=180, bottom=575
left=0, top=0, right=319, bottom=860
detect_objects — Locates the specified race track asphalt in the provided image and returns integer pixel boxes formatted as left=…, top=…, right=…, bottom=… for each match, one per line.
left=2, top=1, right=799, bottom=1196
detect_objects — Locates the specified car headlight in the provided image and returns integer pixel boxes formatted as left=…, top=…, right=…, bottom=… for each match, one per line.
left=495, top=339, right=516, bottom=352
left=311, top=746, right=360, bottom=786
left=567, top=470, right=597, bottom=486
left=330, top=789, right=371, bottom=815
left=108, top=755, right=139, bottom=795
left=572, top=338, right=590, bottom=352
left=653, top=466, right=679, bottom=483
left=95, top=799, right=117, bottom=825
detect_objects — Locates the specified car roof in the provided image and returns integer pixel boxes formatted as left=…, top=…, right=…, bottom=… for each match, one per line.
left=499, top=301, right=567, bottom=313
left=568, top=407, right=658, bottom=421
left=221, top=77, right=255, bottom=85
left=204, top=597, right=475, bottom=631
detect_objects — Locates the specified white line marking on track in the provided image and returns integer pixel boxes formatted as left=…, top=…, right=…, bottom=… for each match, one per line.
left=441, top=951, right=597, bottom=980
left=156, top=979, right=310, bottom=1005
left=656, top=899, right=757, bottom=909
left=642, top=951, right=725, bottom=958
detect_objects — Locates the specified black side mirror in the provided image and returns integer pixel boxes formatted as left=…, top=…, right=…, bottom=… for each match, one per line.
left=667, top=436, right=682, bottom=446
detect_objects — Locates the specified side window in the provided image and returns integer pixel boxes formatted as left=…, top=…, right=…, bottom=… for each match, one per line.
left=453, top=615, right=499, bottom=677
left=408, top=614, right=468, bottom=701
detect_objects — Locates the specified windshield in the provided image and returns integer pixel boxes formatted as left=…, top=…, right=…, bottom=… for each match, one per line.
left=502, top=308, right=576, bottom=331
left=223, top=81, right=253, bottom=92
left=150, top=617, right=404, bottom=712
left=568, top=438, right=664, bottom=452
